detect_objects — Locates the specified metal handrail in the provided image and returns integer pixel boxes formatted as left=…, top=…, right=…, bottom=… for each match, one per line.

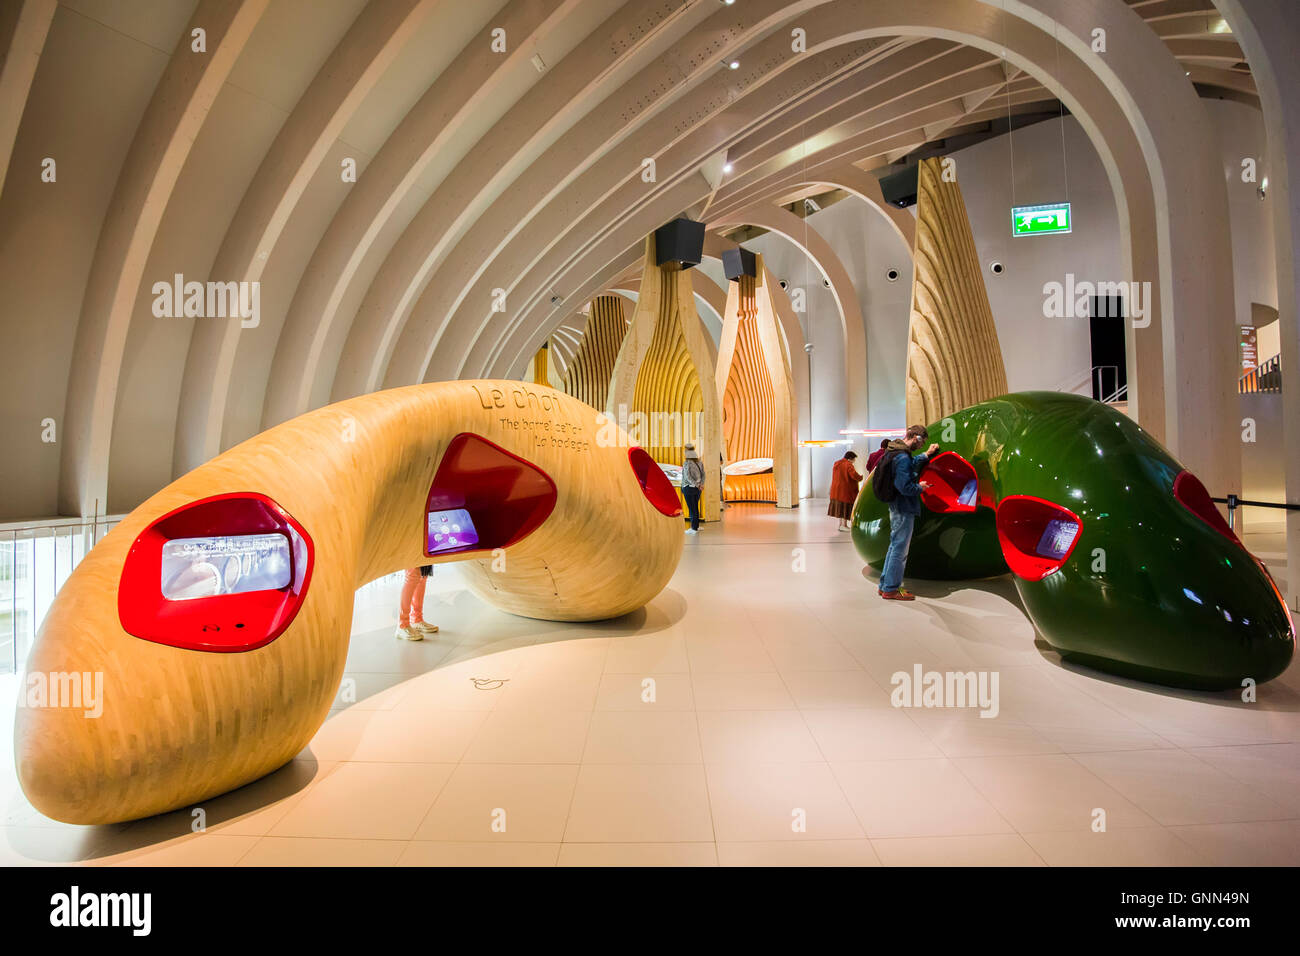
left=1239, top=354, right=1281, bottom=394
left=1052, top=366, right=1127, bottom=405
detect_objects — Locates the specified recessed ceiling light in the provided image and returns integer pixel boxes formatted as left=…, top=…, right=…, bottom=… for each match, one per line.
left=722, top=162, right=733, bottom=173
left=728, top=60, right=740, bottom=70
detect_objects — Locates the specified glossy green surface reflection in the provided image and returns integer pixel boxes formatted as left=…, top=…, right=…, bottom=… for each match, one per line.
left=851, top=392, right=1295, bottom=690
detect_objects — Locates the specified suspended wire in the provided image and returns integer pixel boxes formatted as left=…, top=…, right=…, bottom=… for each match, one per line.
left=1053, top=20, right=1070, bottom=202
left=801, top=123, right=813, bottom=440
left=1002, top=0, right=1016, bottom=209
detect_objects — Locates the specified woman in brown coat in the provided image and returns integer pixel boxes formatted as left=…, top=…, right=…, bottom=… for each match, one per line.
left=828, top=451, right=863, bottom=531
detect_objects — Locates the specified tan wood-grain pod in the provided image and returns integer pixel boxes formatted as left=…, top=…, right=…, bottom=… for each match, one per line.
left=15, top=381, right=682, bottom=825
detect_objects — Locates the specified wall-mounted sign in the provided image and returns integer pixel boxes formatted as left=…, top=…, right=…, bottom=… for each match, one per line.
left=1012, top=202, right=1071, bottom=237
left=1239, top=325, right=1258, bottom=371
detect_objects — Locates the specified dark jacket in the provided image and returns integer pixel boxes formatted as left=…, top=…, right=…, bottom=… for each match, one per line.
left=886, top=440, right=931, bottom=516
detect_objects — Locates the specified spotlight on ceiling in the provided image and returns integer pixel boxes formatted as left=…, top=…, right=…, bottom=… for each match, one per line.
left=720, top=0, right=735, bottom=5
left=722, top=162, right=734, bottom=173
left=728, top=60, right=740, bottom=70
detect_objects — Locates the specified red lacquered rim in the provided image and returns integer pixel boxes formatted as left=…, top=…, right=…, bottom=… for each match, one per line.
left=628, top=447, right=683, bottom=517
left=995, top=493, right=1083, bottom=582
left=118, top=492, right=314, bottom=653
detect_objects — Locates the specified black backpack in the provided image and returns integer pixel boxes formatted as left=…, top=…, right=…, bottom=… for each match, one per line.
left=871, top=449, right=906, bottom=503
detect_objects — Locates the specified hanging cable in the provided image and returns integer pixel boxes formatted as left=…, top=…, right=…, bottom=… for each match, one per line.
left=801, top=123, right=814, bottom=445
left=1053, top=20, right=1070, bottom=203
left=1002, top=1, right=1016, bottom=210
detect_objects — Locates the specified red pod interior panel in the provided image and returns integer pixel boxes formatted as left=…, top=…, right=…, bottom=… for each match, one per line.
left=628, top=447, right=683, bottom=517
left=118, top=492, right=314, bottom=652
left=996, top=494, right=1083, bottom=581
left=1172, top=470, right=1239, bottom=545
left=424, top=433, right=558, bottom=556
left=918, top=451, right=979, bottom=514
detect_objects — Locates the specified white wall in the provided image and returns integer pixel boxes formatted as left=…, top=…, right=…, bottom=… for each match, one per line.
left=737, top=196, right=913, bottom=497
left=950, top=115, right=1121, bottom=396
left=1211, top=99, right=1278, bottom=330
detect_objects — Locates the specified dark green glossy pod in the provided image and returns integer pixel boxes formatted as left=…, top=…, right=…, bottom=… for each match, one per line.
left=851, top=391, right=1295, bottom=690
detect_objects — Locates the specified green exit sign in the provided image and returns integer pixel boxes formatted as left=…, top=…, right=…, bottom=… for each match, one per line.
left=1012, top=202, right=1071, bottom=237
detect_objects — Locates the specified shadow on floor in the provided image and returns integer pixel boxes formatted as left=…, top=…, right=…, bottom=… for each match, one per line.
left=858, top=564, right=1300, bottom=713
left=43, top=587, right=692, bottom=858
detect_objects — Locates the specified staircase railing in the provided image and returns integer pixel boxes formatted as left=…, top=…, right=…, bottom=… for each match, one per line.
left=1239, top=354, right=1281, bottom=394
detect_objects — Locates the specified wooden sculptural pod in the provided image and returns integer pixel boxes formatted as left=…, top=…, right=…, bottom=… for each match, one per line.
left=15, top=381, right=684, bottom=825
left=561, top=294, right=629, bottom=412
left=607, top=235, right=723, bottom=519
left=714, top=254, right=798, bottom=508
left=905, top=156, right=1008, bottom=425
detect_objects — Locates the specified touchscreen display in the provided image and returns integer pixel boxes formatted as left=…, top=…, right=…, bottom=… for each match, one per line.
left=1034, top=519, right=1079, bottom=560
left=958, top=479, right=977, bottom=507
left=161, top=533, right=292, bottom=601
left=427, top=508, right=480, bottom=554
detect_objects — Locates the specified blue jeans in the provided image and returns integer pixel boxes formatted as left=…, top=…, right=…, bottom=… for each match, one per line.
left=682, top=486, right=701, bottom=530
left=880, top=506, right=915, bottom=592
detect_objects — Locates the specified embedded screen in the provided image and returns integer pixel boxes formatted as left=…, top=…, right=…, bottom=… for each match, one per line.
left=427, top=508, right=480, bottom=554
left=161, top=533, right=292, bottom=601
left=1034, top=519, right=1080, bottom=560
left=958, top=479, right=977, bottom=507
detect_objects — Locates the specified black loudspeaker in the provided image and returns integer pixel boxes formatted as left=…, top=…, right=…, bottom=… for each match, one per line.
left=878, top=164, right=919, bottom=208
left=654, top=217, right=705, bottom=270
left=721, top=246, right=756, bottom=281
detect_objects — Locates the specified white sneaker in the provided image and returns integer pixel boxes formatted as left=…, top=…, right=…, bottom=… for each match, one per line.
left=684, top=528, right=698, bottom=535
left=395, top=625, right=424, bottom=641
left=411, top=621, right=439, bottom=635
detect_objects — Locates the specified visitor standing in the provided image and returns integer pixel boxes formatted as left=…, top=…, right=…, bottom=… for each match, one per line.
left=682, top=443, right=705, bottom=535
left=828, top=450, right=863, bottom=531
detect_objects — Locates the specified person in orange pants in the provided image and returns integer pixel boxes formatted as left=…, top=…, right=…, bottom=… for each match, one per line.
left=396, top=565, right=439, bottom=641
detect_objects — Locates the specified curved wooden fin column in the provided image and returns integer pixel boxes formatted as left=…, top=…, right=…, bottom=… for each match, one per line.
left=562, top=294, right=628, bottom=411
left=715, top=255, right=798, bottom=507
left=608, top=236, right=722, bottom=520
left=528, top=342, right=550, bottom=386
left=15, top=381, right=683, bottom=825
left=905, top=156, right=1008, bottom=425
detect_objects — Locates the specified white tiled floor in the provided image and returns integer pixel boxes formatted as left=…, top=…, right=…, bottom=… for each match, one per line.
left=2, top=503, right=1298, bottom=866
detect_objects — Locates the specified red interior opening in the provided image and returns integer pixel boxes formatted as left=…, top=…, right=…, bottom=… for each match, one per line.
left=424, top=433, right=557, bottom=556
left=629, top=447, right=683, bottom=517
left=996, top=494, right=1083, bottom=581
left=118, top=492, right=314, bottom=653
left=1173, top=470, right=1239, bottom=545
left=919, top=451, right=979, bottom=514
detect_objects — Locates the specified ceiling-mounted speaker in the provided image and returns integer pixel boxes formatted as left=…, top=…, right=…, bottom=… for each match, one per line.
left=721, top=246, right=756, bottom=281
left=878, top=164, right=919, bottom=208
left=654, top=217, right=705, bottom=270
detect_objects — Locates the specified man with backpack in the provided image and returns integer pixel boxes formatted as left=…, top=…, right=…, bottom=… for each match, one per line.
left=870, top=425, right=940, bottom=601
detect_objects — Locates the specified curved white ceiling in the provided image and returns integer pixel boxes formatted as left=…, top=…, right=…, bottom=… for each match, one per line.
left=0, top=0, right=1255, bottom=517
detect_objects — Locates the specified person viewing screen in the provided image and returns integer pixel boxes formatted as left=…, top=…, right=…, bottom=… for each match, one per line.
left=396, top=565, right=439, bottom=641
left=875, top=425, right=939, bottom=601
left=828, top=450, right=863, bottom=532
left=865, top=439, right=890, bottom=474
